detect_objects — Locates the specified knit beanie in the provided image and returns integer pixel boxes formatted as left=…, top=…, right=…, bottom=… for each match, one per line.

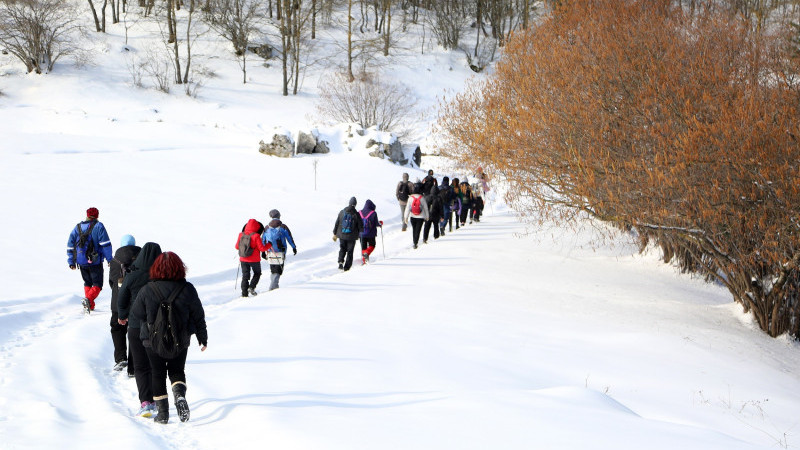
left=120, top=235, right=136, bottom=247
left=86, top=207, right=99, bottom=219
left=349, top=197, right=357, bottom=207
left=269, top=209, right=281, bottom=219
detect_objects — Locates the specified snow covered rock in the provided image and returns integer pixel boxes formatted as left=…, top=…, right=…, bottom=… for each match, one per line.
left=258, top=132, right=294, bottom=158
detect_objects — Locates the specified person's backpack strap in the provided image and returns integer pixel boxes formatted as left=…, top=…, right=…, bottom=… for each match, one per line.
left=151, top=280, right=186, bottom=306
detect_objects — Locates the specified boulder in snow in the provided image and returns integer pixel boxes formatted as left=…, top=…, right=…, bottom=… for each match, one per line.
left=259, top=133, right=294, bottom=158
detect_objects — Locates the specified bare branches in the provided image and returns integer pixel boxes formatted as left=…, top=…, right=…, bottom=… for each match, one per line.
left=437, top=0, right=800, bottom=339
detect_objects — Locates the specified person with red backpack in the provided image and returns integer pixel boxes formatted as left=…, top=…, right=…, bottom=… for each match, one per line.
left=235, top=219, right=271, bottom=297
left=67, top=207, right=114, bottom=313
left=403, top=185, right=430, bottom=249
left=358, top=199, right=383, bottom=264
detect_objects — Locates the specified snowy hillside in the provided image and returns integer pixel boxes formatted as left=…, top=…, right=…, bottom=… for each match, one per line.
left=1, top=4, right=800, bottom=450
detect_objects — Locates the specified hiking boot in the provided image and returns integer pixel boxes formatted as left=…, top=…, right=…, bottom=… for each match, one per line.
left=113, top=360, right=128, bottom=372
left=127, top=371, right=135, bottom=379
left=248, top=288, right=258, bottom=296
left=242, top=290, right=249, bottom=298
left=402, top=223, right=408, bottom=232
left=81, top=298, right=91, bottom=314
left=154, top=398, right=169, bottom=424
left=338, top=263, right=344, bottom=270
left=413, top=244, right=418, bottom=249
left=423, top=240, right=427, bottom=244
left=172, top=383, right=190, bottom=423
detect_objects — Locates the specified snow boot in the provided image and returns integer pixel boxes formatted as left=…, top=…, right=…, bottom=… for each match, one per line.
left=154, top=398, right=169, bottom=424
left=248, top=287, right=258, bottom=296
left=172, top=382, right=190, bottom=423
left=113, top=360, right=128, bottom=372
left=81, top=298, right=91, bottom=314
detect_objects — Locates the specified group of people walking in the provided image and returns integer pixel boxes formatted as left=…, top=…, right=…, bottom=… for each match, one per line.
left=331, top=168, right=490, bottom=270
left=67, top=208, right=208, bottom=424
left=64, top=169, right=489, bottom=425
left=396, top=168, right=490, bottom=250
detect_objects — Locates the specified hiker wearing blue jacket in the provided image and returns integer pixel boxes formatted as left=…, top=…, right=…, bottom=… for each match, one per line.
left=261, top=209, right=297, bottom=291
left=67, top=207, right=113, bottom=313
left=359, top=199, right=383, bottom=265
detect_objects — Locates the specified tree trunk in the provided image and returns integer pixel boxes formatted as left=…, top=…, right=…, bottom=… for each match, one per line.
left=87, top=0, right=103, bottom=32
left=347, top=0, right=354, bottom=82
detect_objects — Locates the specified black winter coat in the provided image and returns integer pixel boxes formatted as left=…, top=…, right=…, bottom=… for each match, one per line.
left=133, top=280, right=208, bottom=348
left=117, top=242, right=162, bottom=329
left=425, top=193, right=443, bottom=223
left=110, top=244, right=141, bottom=322
left=333, top=205, right=363, bottom=241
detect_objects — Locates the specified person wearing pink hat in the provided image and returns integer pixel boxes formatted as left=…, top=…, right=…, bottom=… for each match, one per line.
left=67, top=207, right=113, bottom=313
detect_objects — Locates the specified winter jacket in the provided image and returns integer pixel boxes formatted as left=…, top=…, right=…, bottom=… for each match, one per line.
left=404, top=194, right=430, bottom=222
left=236, top=219, right=271, bottom=263
left=396, top=175, right=413, bottom=204
left=109, top=244, right=141, bottom=313
left=424, top=192, right=443, bottom=223
left=133, top=280, right=208, bottom=348
left=67, top=220, right=113, bottom=266
left=333, top=205, right=363, bottom=241
left=262, top=219, right=296, bottom=253
left=458, top=185, right=473, bottom=209
left=422, top=175, right=438, bottom=196
left=117, top=242, right=162, bottom=329
left=359, top=199, right=381, bottom=239
left=438, top=185, right=453, bottom=213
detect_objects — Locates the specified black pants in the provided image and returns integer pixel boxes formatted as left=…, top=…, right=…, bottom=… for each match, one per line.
left=146, top=347, right=188, bottom=399
left=423, top=219, right=440, bottom=242
left=110, top=284, right=131, bottom=367
left=472, top=197, right=484, bottom=221
left=240, top=261, right=262, bottom=294
left=410, top=218, right=425, bottom=246
left=459, top=205, right=471, bottom=225
left=338, top=239, right=357, bottom=270
left=128, top=327, right=153, bottom=403
left=448, top=210, right=459, bottom=230
left=80, top=264, right=104, bottom=287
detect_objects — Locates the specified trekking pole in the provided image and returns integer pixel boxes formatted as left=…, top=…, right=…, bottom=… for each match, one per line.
left=235, top=263, right=240, bottom=291
left=379, top=226, right=386, bottom=259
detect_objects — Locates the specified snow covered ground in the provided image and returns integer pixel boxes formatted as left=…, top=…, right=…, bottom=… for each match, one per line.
left=1, top=7, right=800, bottom=450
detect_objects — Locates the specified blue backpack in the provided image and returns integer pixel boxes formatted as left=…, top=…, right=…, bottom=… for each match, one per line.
left=341, top=211, right=355, bottom=234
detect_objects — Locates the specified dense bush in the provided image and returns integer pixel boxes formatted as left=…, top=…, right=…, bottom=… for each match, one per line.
left=438, top=0, right=800, bottom=338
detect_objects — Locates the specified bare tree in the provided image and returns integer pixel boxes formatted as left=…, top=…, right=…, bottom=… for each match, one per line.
left=204, top=0, right=262, bottom=83
left=278, top=0, right=315, bottom=95
left=316, top=71, right=417, bottom=132
left=0, top=0, right=82, bottom=73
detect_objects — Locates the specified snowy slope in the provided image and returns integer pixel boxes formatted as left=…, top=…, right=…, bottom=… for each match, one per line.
left=1, top=6, right=800, bottom=450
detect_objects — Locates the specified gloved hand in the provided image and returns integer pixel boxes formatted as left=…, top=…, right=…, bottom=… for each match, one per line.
left=261, top=251, right=267, bottom=259
left=293, top=248, right=297, bottom=255
left=69, top=264, right=76, bottom=270
left=379, top=221, right=383, bottom=227
left=332, top=235, right=338, bottom=242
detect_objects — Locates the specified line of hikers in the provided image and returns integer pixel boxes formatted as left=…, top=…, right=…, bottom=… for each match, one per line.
left=332, top=168, right=491, bottom=271
left=64, top=168, right=489, bottom=424
left=67, top=209, right=208, bottom=424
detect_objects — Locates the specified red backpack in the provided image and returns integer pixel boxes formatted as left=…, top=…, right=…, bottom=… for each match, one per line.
left=411, top=195, right=422, bottom=215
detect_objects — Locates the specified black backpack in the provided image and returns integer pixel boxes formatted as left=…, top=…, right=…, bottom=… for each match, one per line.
left=397, top=182, right=410, bottom=202
left=149, top=282, right=187, bottom=359
left=75, top=221, right=98, bottom=263
left=238, top=232, right=255, bottom=257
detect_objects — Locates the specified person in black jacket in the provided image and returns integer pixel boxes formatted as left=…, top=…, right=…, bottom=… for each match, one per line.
left=333, top=197, right=364, bottom=271
left=133, top=251, right=207, bottom=424
left=109, top=234, right=141, bottom=375
left=117, top=242, right=162, bottom=417
left=423, top=189, right=443, bottom=244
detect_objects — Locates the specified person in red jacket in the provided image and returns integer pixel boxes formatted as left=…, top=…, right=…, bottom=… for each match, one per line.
left=236, top=219, right=271, bottom=297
